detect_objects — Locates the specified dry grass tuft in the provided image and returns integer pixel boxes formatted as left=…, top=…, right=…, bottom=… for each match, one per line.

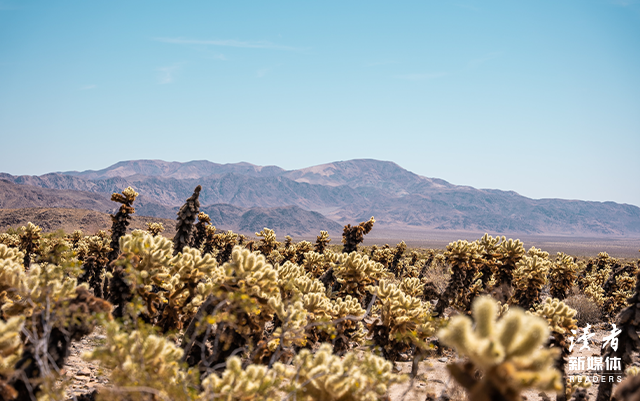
left=564, top=294, right=602, bottom=326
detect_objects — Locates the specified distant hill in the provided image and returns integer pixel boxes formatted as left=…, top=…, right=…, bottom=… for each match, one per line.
left=2, top=159, right=640, bottom=237
left=0, top=181, right=342, bottom=236
left=0, top=208, right=175, bottom=237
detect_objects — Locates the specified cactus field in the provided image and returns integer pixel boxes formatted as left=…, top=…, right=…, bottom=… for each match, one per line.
left=0, top=186, right=638, bottom=401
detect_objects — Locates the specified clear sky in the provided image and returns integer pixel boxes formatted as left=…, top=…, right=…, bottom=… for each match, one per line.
left=1, top=0, right=639, bottom=206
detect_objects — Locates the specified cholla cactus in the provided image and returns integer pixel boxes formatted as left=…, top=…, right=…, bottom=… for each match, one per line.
left=182, top=246, right=280, bottom=370
left=438, top=296, right=562, bottom=401
left=19, top=222, right=41, bottom=268
left=86, top=320, right=198, bottom=401
left=333, top=252, right=388, bottom=304
left=496, top=238, right=526, bottom=286
left=199, top=356, right=286, bottom=401
left=204, top=229, right=239, bottom=264
left=282, top=343, right=406, bottom=401
left=202, top=344, right=405, bottom=401
left=1, top=258, right=81, bottom=318
left=110, top=231, right=219, bottom=331
left=146, top=222, right=165, bottom=236
left=389, top=241, right=407, bottom=276
left=476, top=234, right=506, bottom=291
left=315, top=230, right=331, bottom=254
left=550, top=253, right=580, bottom=300
left=367, top=280, right=436, bottom=362
left=256, top=298, right=309, bottom=363
left=435, top=240, right=483, bottom=315
left=371, top=245, right=394, bottom=269
left=256, top=227, right=278, bottom=257
left=108, top=186, right=138, bottom=262
left=78, top=235, right=111, bottom=297
left=399, top=277, right=424, bottom=298
left=341, top=217, right=375, bottom=253
left=583, top=261, right=610, bottom=306
left=323, top=295, right=367, bottom=354
left=0, top=316, right=24, bottom=400
left=0, top=233, right=19, bottom=248
left=604, top=272, right=635, bottom=316
left=533, top=298, right=578, bottom=401
left=596, top=268, right=640, bottom=401
left=173, top=185, right=202, bottom=255
left=511, top=254, right=551, bottom=310
left=192, top=212, right=211, bottom=249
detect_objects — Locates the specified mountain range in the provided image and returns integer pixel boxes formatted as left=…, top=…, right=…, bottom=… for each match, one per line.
left=1, top=159, right=639, bottom=237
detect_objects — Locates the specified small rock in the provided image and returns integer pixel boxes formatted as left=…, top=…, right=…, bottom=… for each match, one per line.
left=77, top=369, right=91, bottom=376
left=94, top=335, right=107, bottom=340
left=438, top=357, right=447, bottom=362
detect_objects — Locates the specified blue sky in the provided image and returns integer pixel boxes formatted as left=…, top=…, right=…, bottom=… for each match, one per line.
left=1, top=0, right=639, bottom=206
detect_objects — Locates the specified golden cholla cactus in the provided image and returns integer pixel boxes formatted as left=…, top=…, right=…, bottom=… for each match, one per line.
left=605, top=272, right=635, bottom=315
left=389, top=241, right=407, bottom=276
left=303, top=250, right=339, bottom=278
left=192, top=212, right=211, bottom=249
left=0, top=316, right=24, bottom=399
left=583, top=261, right=610, bottom=306
left=0, top=252, right=27, bottom=314
left=371, top=245, right=395, bottom=269
left=182, top=246, right=281, bottom=369
left=19, top=222, right=41, bottom=268
left=1, top=259, right=81, bottom=318
left=527, top=246, right=549, bottom=259
left=85, top=320, right=198, bottom=401
left=158, top=246, right=219, bottom=332
left=341, top=216, right=375, bottom=254
left=550, top=253, right=580, bottom=300
left=438, top=296, right=562, bottom=401
left=199, top=356, right=286, bottom=401
left=257, top=298, right=309, bottom=363
left=367, top=280, right=436, bottom=362
left=111, top=231, right=220, bottom=330
left=146, top=222, right=165, bottom=236
left=205, top=229, right=239, bottom=264
left=475, top=234, right=506, bottom=291
left=324, top=295, right=367, bottom=353
left=256, top=227, right=278, bottom=256
left=282, top=343, right=406, bottom=401
left=436, top=239, right=483, bottom=315
left=511, top=255, right=551, bottom=310
left=221, top=246, right=279, bottom=301
left=314, top=230, right=331, bottom=254
left=108, top=186, right=138, bottom=262
left=496, top=238, right=526, bottom=286
left=0, top=244, right=24, bottom=265
left=533, top=298, right=578, bottom=335
left=333, top=252, right=387, bottom=304
left=399, top=277, right=424, bottom=298
left=78, top=234, right=112, bottom=297
left=532, top=298, right=579, bottom=398
left=0, top=233, right=19, bottom=248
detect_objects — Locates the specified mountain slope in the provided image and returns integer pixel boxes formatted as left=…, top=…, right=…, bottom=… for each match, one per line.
left=3, top=159, right=640, bottom=237
left=0, top=181, right=341, bottom=236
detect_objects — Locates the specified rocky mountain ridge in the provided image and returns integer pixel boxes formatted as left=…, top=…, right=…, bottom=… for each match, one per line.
left=2, top=159, right=640, bottom=237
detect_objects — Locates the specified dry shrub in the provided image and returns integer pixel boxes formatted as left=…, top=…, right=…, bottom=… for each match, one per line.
left=564, top=294, right=602, bottom=326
